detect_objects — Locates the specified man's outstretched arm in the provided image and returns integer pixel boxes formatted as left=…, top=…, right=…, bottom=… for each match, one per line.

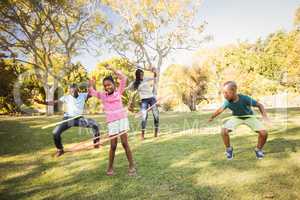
left=34, top=98, right=60, bottom=106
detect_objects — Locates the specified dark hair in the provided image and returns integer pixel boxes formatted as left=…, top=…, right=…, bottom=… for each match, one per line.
left=133, top=69, right=144, bottom=90
left=103, top=75, right=115, bottom=85
left=69, top=83, right=78, bottom=89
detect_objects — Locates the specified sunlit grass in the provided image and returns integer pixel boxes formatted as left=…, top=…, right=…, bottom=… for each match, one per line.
left=0, top=108, right=300, bottom=199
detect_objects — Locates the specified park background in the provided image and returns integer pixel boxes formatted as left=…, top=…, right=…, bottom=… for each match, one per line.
left=1, top=1, right=300, bottom=200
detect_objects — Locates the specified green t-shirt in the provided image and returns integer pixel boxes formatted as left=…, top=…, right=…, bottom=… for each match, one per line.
left=222, top=94, right=258, bottom=116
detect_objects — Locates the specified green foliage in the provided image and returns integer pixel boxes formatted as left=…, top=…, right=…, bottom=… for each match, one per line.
left=0, top=59, right=26, bottom=114
left=228, top=30, right=300, bottom=93
left=61, top=62, right=89, bottom=93
left=0, top=0, right=107, bottom=115
left=161, top=98, right=175, bottom=111
left=195, top=29, right=300, bottom=103
left=161, top=64, right=209, bottom=111
left=100, top=0, right=209, bottom=96
left=0, top=60, right=18, bottom=114
left=0, top=58, right=89, bottom=114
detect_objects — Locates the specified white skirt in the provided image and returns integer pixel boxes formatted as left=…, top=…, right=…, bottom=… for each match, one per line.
left=107, top=118, right=130, bottom=136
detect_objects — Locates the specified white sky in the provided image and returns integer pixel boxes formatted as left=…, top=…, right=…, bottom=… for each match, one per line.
left=73, top=0, right=299, bottom=72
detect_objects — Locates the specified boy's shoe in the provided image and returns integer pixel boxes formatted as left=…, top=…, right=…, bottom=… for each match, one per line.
left=225, top=147, right=233, bottom=160
left=255, top=149, right=265, bottom=159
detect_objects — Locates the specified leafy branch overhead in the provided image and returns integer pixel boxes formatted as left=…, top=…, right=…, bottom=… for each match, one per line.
left=101, top=0, right=210, bottom=67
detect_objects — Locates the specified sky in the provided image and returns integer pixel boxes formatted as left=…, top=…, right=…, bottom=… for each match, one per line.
left=73, top=0, right=300, bottom=72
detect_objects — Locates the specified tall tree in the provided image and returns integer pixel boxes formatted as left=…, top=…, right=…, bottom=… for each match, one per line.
left=0, top=57, right=26, bottom=114
left=100, top=0, right=210, bottom=95
left=0, top=0, right=105, bottom=115
left=162, top=64, right=209, bottom=111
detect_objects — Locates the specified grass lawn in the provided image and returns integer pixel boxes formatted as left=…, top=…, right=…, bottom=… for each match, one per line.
left=0, top=108, right=300, bottom=200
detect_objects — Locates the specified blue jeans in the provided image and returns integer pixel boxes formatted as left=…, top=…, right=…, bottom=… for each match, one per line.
left=141, top=97, right=159, bottom=131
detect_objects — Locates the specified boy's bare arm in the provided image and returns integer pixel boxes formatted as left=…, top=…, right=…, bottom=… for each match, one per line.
left=256, top=102, right=269, bottom=120
left=208, top=107, right=225, bottom=122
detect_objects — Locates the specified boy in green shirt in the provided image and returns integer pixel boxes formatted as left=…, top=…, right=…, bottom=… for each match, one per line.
left=209, top=81, right=269, bottom=160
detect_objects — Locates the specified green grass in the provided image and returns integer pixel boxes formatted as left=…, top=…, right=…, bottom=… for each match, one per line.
left=0, top=108, right=300, bottom=200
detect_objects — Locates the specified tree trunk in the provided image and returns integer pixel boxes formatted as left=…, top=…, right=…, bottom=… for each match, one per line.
left=182, top=95, right=197, bottom=112
left=153, top=71, right=160, bottom=97
left=190, top=96, right=197, bottom=111
left=44, top=79, right=58, bottom=116
left=45, top=87, right=54, bottom=115
left=189, top=105, right=197, bottom=112
left=153, top=55, right=162, bottom=97
left=186, top=100, right=197, bottom=112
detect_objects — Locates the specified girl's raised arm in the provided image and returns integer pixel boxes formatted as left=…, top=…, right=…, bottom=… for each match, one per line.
left=115, top=70, right=127, bottom=95
left=88, top=77, right=102, bottom=98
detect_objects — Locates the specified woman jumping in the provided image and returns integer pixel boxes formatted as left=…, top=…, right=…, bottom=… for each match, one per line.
left=128, top=67, right=160, bottom=140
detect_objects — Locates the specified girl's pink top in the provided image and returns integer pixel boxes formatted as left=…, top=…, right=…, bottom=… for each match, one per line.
left=88, top=71, right=128, bottom=123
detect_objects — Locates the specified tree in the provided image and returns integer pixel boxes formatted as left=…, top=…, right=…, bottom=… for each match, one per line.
left=194, top=47, right=233, bottom=103
left=161, top=64, right=209, bottom=111
left=34, top=62, right=90, bottom=113
left=0, top=58, right=25, bottom=114
left=215, top=41, right=284, bottom=96
left=181, top=65, right=209, bottom=111
left=100, top=0, right=210, bottom=96
left=61, top=62, right=89, bottom=92
left=0, top=0, right=106, bottom=115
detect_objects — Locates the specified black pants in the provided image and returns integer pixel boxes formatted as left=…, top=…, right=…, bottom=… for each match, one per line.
left=53, top=117, right=100, bottom=150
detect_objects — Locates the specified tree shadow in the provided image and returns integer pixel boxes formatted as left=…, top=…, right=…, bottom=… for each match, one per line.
left=0, top=117, right=105, bottom=156
left=1, top=110, right=300, bottom=199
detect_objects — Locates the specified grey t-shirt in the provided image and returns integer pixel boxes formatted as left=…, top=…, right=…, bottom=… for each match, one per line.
left=128, top=77, right=155, bottom=99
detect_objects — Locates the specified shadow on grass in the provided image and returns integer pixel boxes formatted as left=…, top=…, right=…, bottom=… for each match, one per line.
left=0, top=118, right=106, bottom=156
left=4, top=130, right=298, bottom=199
left=1, top=109, right=300, bottom=200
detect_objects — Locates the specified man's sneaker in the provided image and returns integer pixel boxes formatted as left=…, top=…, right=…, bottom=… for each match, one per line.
left=255, top=149, right=264, bottom=159
left=55, top=149, right=64, bottom=157
left=225, top=147, right=233, bottom=160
